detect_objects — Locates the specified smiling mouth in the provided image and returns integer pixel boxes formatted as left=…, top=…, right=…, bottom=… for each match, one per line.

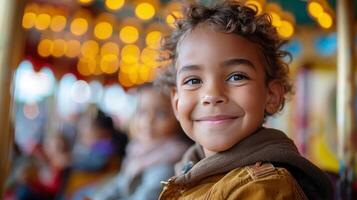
left=195, top=115, right=238, bottom=125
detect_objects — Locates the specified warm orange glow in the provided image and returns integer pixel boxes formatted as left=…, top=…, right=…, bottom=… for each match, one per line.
left=51, top=39, right=67, bottom=57
left=245, top=0, right=263, bottom=15
left=101, top=42, right=120, bottom=56
left=65, top=40, right=81, bottom=58
left=308, top=1, right=324, bottom=18
left=78, top=0, right=94, bottom=4
left=146, top=31, right=162, bottom=49
left=269, top=11, right=282, bottom=27
left=140, top=47, right=158, bottom=66
left=81, top=40, right=99, bottom=57
left=38, top=39, right=53, bottom=57
left=118, top=72, right=135, bottom=87
left=70, top=18, right=88, bottom=36
left=35, top=13, right=51, bottom=30
left=121, top=45, right=140, bottom=64
left=77, top=57, right=96, bottom=76
left=100, top=54, right=119, bottom=74
left=119, top=26, right=139, bottom=44
left=50, top=15, right=67, bottom=32
left=105, top=0, right=125, bottom=11
left=22, top=12, right=37, bottom=29
left=94, top=22, right=113, bottom=40
left=135, top=2, right=156, bottom=20
left=166, top=11, right=182, bottom=28
left=318, top=12, right=333, bottom=28
left=277, top=20, right=294, bottom=38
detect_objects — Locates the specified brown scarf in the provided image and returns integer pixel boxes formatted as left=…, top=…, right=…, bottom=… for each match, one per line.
left=174, top=127, right=333, bottom=200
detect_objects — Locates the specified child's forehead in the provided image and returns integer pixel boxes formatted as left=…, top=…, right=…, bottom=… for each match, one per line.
left=176, top=24, right=267, bottom=69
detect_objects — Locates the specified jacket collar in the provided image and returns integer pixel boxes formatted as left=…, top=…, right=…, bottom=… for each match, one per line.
left=174, top=127, right=333, bottom=200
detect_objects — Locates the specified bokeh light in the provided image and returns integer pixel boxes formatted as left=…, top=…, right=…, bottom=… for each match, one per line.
left=121, top=44, right=140, bottom=64
left=94, top=22, right=113, bottom=40
left=78, top=0, right=94, bottom=4
left=308, top=1, right=324, bottom=18
left=35, top=13, right=51, bottom=30
left=100, top=54, right=119, bottom=74
left=166, top=11, right=182, bottom=28
left=70, top=80, right=91, bottom=104
left=119, top=26, right=139, bottom=44
left=22, top=12, right=37, bottom=29
left=277, top=20, right=294, bottom=38
left=101, top=42, right=120, bottom=56
left=77, top=56, right=96, bottom=76
left=318, top=12, right=333, bottom=29
left=38, top=39, right=53, bottom=57
left=65, top=40, right=81, bottom=58
left=51, top=39, right=67, bottom=57
left=105, top=0, right=125, bottom=11
left=50, top=15, right=67, bottom=32
left=146, top=31, right=162, bottom=49
left=135, top=2, right=156, bottom=20
left=81, top=40, right=99, bottom=57
left=245, top=0, right=263, bottom=15
left=70, top=18, right=88, bottom=36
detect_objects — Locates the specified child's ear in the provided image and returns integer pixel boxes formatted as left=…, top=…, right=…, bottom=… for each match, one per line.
left=265, top=80, right=284, bottom=115
left=170, top=87, right=180, bottom=120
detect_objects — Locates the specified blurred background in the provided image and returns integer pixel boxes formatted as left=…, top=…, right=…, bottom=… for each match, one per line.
left=0, top=0, right=356, bottom=199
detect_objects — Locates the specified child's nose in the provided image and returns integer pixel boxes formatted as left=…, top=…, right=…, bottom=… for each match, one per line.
left=200, top=95, right=227, bottom=105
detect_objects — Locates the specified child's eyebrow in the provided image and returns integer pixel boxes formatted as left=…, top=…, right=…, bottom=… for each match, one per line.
left=221, top=58, right=256, bottom=70
left=177, top=64, right=201, bottom=75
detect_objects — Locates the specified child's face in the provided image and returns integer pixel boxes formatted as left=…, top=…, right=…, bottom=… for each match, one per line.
left=172, top=25, right=283, bottom=156
left=135, top=88, right=179, bottom=143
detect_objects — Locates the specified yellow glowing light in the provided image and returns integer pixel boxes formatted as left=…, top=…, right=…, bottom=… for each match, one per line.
left=50, top=15, right=67, bottom=32
left=35, top=13, right=51, bottom=30
left=318, top=12, right=333, bottom=29
left=65, top=40, right=81, bottom=58
left=269, top=12, right=281, bottom=27
left=105, top=0, right=125, bottom=11
left=51, top=39, right=67, bottom=57
left=140, top=47, right=158, bottom=66
left=101, top=42, right=119, bottom=56
left=277, top=20, right=294, bottom=38
left=78, top=0, right=94, bottom=4
left=308, top=2, right=324, bottom=18
left=77, top=57, right=96, bottom=76
left=38, top=39, right=53, bottom=57
left=245, top=0, right=263, bottom=15
left=135, top=2, right=155, bottom=20
left=119, top=72, right=135, bottom=87
left=146, top=31, right=162, bottom=49
left=121, top=44, right=140, bottom=64
left=138, top=65, right=151, bottom=83
left=100, top=54, right=119, bottom=74
left=120, top=26, right=139, bottom=44
left=94, top=22, right=113, bottom=40
left=22, top=12, right=37, bottom=29
left=166, top=11, right=182, bottom=28
left=70, top=18, right=88, bottom=36
left=81, top=40, right=99, bottom=57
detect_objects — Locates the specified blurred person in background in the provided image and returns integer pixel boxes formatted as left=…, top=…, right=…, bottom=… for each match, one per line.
left=91, top=83, right=189, bottom=200
left=71, top=108, right=127, bottom=171
left=6, top=132, right=71, bottom=200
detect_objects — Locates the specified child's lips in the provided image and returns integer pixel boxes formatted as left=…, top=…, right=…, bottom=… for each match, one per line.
left=195, top=115, right=238, bottom=125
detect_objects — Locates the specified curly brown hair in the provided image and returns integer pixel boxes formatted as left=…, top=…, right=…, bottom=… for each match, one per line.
left=157, top=0, right=293, bottom=114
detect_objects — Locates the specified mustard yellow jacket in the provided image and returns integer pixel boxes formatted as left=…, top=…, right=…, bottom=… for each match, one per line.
left=160, top=162, right=307, bottom=200
left=159, top=128, right=333, bottom=200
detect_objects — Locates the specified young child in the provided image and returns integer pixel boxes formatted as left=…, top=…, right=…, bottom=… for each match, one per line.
left=91, top=83, right=189, bottom=200
left=157, top=1, right=333, bottom=199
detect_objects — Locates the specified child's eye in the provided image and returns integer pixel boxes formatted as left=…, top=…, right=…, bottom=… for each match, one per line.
left=227, top=73, right=250, bottom=82
left=183, top=78, right=202, bottom=85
